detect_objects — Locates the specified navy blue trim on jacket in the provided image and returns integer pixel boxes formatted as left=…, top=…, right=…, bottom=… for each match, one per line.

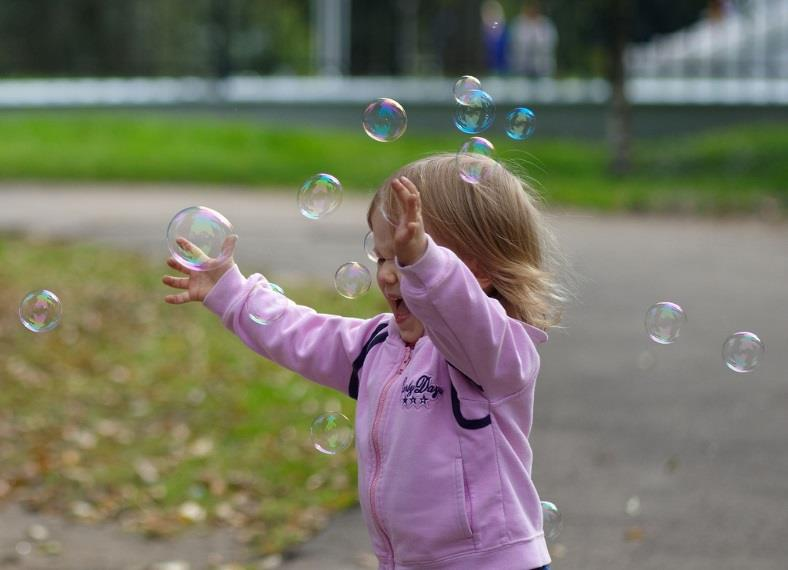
left=348, top=322, right=389, bottom=400
left=450, top=383, right=492, bottom=430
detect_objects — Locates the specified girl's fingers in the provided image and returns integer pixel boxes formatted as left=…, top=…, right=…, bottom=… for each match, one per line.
left=398, top=176, right=419, bottom=194
left=162, top=275, right=189, bottom=289
left=164, top=291, right=192, bottom=305
left=221, top=234, right=239, bottom=258
left=166, top=256, right=190, bottom=274
left=176, top=237, right=209, bottom=262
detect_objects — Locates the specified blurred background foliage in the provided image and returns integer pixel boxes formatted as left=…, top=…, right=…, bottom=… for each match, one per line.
left=0, top=0, right=718, bottom=78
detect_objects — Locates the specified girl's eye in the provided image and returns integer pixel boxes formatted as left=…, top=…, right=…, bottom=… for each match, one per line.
left=376, top=257, right=385, bottom=265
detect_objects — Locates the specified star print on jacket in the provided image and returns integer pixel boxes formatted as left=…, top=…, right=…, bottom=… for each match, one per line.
left=401, top=374, right=444, bottom=409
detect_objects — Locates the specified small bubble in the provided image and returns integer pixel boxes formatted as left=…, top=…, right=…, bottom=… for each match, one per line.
left=19, top=289, right=62, bottom=333
left=722, top=331, right=764, bottom=373
left=334, top=262, right=372, bottom=299
left=310, top=412, right=354, bottom=455
left=644, top=302, right=686, bottom=344
left=506, top=107, right=536, bottom=141
left=454, top=89, right=495, bottom=134
left=248, top=282, right=289, bottom=325
left=541, top=500, right=563, bottom=542
left=452, top=75, right=482, bottom=102
left=298, top=173, right=343, bottom=220
left=363, top=231, right=377, bottom=263
left=362, top=98, right=407, bottom=142
left=456, top=137, right=496, bottom=185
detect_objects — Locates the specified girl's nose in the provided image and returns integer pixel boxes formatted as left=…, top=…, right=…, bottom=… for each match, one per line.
left=379, top=263, right=398, bottom=285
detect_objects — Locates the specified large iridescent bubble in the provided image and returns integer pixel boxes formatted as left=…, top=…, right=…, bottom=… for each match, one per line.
left=644, top=302, right=686, bottom=345
left=298, top=173, right=343, bottom=220
left=362, top=98, right=407, bottom=142
left=167, top=206, right=234, bottom=271
left=722, top=331, right=765, bottom=373
left=19, top=289, right=62, bottom=333
left=454, top=89, right=495, bottom=134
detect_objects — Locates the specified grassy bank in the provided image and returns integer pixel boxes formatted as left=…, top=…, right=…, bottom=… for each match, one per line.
left=0, top=111, right=785, bottom=216
left=0, top=235, right=387, bottom=554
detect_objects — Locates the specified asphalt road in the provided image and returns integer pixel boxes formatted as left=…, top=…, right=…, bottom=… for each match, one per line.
left=2, top=183, right=787, bottom=570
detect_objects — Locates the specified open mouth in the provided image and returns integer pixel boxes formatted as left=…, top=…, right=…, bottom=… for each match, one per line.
left=391, top=296, right=410, bottom=324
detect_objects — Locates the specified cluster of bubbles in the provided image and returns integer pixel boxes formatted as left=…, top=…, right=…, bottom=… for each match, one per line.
left=450, top=75, right=537, bottom=187
left=645, top=302, right=765, bottom=373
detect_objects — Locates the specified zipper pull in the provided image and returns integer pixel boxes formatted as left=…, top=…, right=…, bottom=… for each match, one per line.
left=398, top=346, right=413, bottom=374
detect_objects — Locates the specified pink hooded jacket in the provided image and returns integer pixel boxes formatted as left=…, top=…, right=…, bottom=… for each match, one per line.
left=204, top=236, right=551, bottom=569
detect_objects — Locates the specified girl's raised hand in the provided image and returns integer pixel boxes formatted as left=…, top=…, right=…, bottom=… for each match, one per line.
left=162, top=235, right=237, bottom=304
left=391, top=176, right=427, bottom=266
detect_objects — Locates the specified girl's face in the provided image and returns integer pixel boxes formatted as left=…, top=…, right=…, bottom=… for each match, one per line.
left=370, top=207, right=425, bottom=345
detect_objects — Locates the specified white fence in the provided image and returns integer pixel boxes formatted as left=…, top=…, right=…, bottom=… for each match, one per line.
left=1, top=75, right=788, bottom=108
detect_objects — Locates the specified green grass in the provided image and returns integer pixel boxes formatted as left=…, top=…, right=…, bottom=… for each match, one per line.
left=0, top=111, right=786, bottom=215
left=0, top=235, right=388, bottom=554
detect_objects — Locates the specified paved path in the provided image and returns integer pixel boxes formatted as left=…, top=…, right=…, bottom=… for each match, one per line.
left=2, top=183, right=788, bottom=570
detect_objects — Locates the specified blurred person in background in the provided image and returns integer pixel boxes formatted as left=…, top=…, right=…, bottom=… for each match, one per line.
left=482, top=0, right=508, bottom=74
left=508, top=0, right=558, bottom=78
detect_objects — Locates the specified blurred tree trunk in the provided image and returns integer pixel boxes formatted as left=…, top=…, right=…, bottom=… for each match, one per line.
left=210, top=0, right=232, bottom=78
left=397, top=0, right=420, bottom=74
left=605, top=0, right=633, bottom=175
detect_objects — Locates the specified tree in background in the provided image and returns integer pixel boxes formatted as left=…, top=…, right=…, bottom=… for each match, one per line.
left=516, top=0, right=711, bottom=174
left=0, top=0, right=311, bottom=77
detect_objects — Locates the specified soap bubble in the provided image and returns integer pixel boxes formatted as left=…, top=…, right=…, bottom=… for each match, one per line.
left=167, top=206, right=234, bottom=271
left=19, top=289, right=62, bottom=333
left=541, top=500, right=563, bottom=542
left=298, top=173, right=343, bottom=220
left=644, top=302, right=686, bottom=345
left=722, top=331, right=765, bottom=373
left=248, top=282, right=288, bottom=326
left=310, top=412, right=354, bottom=455
left=456, top=136, right=496, bottom=185
left=362, top=98, right=407, bottom=142
left=363, top=230, right=378, bottom=263
left=453, top=75, right=482, bottom=102
left=454, top=89, right=495, bottom=134
left=334, top=262, right=372, bottom=299
left=506, top=107, right=536, bottom=141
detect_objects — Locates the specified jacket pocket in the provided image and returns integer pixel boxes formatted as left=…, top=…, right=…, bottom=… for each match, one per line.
left=454, top=458, right=473, bottom=538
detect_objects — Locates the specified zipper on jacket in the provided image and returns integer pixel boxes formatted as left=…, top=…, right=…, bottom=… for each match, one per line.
left=369, top=344, right=412, bottom=561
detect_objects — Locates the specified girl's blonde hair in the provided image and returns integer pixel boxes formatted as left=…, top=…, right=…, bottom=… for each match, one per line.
left=368, top=153, right=567, bottom=330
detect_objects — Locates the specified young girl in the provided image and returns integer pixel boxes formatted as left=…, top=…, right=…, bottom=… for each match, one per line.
left=163, top=153, right=564, bottom=570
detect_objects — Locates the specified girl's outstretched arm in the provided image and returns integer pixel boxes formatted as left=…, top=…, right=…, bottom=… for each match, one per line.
left=178, top=261, right=387, bottom=396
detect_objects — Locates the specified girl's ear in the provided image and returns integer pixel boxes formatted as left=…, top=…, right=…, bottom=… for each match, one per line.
left=466, top=258, right=494, bottom=292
